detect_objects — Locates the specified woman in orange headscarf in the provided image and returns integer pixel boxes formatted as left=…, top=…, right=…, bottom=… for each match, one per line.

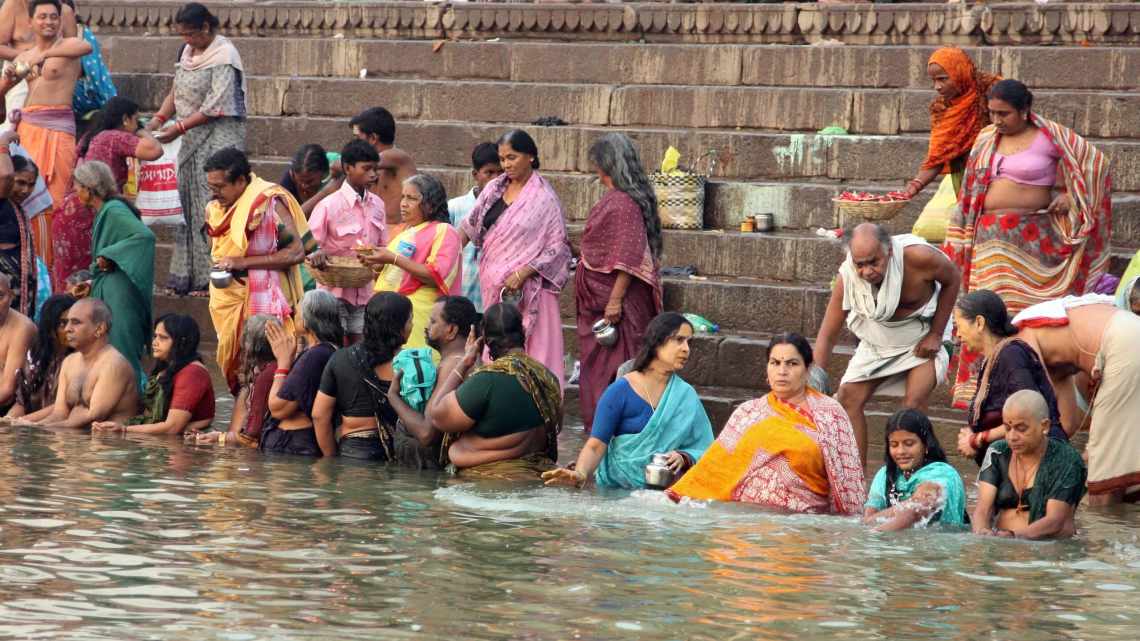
left=903, top=48, right=1000, bottom=200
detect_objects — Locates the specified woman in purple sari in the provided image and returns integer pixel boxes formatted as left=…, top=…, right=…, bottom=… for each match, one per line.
left=575, top=133, right=663, bottom=433
left=459, top=130, right=571, bottom=385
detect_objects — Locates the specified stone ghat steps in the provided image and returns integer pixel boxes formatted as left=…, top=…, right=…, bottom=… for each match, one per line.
left=113, top=71, right=1140, bottom=140
left=103, top=37, right=1140, bottom=93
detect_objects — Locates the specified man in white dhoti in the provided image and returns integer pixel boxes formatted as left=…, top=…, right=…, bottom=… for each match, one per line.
left=813, top=223, right=961, bottom=463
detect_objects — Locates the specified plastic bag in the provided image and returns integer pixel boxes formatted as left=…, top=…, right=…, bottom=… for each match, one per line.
left=911, top=174, right=957, bottom=243
left=682, top=313, right=718, bottom=334
left=135, top=138, right=183, bottom=226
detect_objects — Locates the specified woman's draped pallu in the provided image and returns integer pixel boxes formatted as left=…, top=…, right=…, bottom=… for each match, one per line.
left=90, top=199, right=155, bottom=387
left=922, top=48, right=1000, bottom=195
left=15, top=105, right=78, bottom=272
left=865, top=461, right=967, bottom=526
left=374, top=220, right=462, bottom=349
left=667, top=390, right=866, bottom=515
left=207, top=176, right=309, bottom=387
left=0, top=199, right=37, bottom=317
left=460, top=173, right=571, bottom=384
left=575, top=190, right=663, bottom=432
left=944, top=115, right=1112, bottom=408
left=594, top=374, right=712, bottom=490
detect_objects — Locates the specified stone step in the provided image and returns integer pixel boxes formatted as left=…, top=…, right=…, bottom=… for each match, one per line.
left=103, top=36, right=1140, bottom=92
left=113, top=71, right=1140, bottom=139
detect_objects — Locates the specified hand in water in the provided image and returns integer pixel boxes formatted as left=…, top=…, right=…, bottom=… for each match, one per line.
left=91, top=421, right=125, bottom=432
left=541, top=467, right=586, bottom=488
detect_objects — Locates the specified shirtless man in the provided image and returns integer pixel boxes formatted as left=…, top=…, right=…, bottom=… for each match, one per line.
left=17, top=297, right=138, bottom=428
left=814, top=223, right=961, bottom=462
left=0, top=273, right=34, bottom=409
left=1014, top=297, right=1140, bottom=506
left=0, top=0, right=74, bottom=131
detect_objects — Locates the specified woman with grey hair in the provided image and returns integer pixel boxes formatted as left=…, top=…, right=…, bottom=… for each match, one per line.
left=257, top=290, right=344, bottom=456
left=75, top=160, right=156, bottom=389
left=575, top=132, right=664, bottom=433
left=362, top=172, right=462, bottom=349
left=195, top=313, right=276, bottom=447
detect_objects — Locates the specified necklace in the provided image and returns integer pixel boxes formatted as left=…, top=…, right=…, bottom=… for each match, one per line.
left=1010, top=452, right=1041, bottom=514
left=628, top=372, right=665, bottom=410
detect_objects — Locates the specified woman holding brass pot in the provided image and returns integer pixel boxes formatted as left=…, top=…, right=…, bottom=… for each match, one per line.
left=574, top=133, right=662, bottom=434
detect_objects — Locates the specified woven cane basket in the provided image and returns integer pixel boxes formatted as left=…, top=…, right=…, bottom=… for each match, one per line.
left=651, top=172, right=707, bottom=230
left=831, top=198, right=909, bottom=222
left=309, top=256, right=375, bottom=289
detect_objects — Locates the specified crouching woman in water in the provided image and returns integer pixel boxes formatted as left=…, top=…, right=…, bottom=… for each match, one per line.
left=311, top=292, right=407, bottom=460
left=973, top=390, right=1086, bottom=540
left=863, top=409, right=967, bottom=531
left=93, top=314, right=215, bottom=435
left=542, top=312, right=713, bottom=489
left=667, top=333, right=866, bottom=514
left=429, top=303, right=562, bottom=478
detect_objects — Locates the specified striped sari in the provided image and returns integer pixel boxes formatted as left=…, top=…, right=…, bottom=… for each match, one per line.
left=373, top=220, right=462, bottom=350
left=944, top=115, right=1111, bottom=408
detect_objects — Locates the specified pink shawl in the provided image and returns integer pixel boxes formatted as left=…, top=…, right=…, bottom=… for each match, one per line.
left=461, top=172, right=571, bottom=333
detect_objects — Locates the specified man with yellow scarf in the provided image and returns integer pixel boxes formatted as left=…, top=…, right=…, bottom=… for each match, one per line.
left=204, top=147, right=314, bottom=390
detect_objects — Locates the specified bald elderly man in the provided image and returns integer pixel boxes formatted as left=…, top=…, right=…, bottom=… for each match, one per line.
left=814, top=223, right=961, bottom=462
left=972, top=389, right=1086, bottom=540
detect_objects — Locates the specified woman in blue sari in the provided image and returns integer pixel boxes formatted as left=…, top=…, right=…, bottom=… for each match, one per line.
left=864, top=409, right=967, bottom=531
left=542, top=312, right=713, bottom=489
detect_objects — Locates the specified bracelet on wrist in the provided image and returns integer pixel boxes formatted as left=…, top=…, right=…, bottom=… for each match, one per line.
left=275, top=367, right=290, bottom=375
left=152, top=114, right=168, bottom=125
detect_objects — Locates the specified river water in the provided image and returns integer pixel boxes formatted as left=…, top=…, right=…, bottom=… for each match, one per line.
left=1, top=423, right=1138, bottom=640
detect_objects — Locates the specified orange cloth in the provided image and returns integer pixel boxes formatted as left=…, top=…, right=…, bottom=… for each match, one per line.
left=17, top=105, right=78, bottom=271
left=923, top=48, right=999, bottom=172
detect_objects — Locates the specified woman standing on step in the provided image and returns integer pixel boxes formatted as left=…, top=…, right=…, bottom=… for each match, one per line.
left=943, top=79, right=1111, bottom=409
left=574, top=133, right=662, bottom=434
left=459, top=129, right=571, bottom=385
left=147, top=2, right=247, bottom=296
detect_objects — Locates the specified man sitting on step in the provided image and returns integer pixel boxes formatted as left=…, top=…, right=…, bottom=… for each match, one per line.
left=813, top=222, right=961, bottom=464
left=15, top=297, right=138, bottom=429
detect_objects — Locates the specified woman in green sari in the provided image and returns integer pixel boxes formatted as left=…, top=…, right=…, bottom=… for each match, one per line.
left=73, top=160, right=155, bottom=387
left=543, top=313, right=713, bottom=490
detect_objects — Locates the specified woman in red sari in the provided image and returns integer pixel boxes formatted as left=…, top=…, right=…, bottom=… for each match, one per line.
left=51, top=96, right=162, bottom=290
left=575, top=133, right=662, bottom=433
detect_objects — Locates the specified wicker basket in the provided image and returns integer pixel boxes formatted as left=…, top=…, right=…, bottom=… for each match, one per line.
left=831, top=198, right=910, bottom=223
left=308, top=255, right=375, bottom=289
left=651, top=172, right=707, bottom=230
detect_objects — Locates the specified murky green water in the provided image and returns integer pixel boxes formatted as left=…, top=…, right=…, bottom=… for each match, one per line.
left=1, top=424, right=1139, bottom=640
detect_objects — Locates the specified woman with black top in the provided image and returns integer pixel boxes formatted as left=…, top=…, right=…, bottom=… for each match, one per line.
left=312, top=291, right=410, bottom=459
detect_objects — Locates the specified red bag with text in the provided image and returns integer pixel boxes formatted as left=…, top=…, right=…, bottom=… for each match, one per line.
left=135, top=138, right=183, bottom=226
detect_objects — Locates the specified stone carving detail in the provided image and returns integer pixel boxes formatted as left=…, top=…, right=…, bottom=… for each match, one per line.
left=80, top=1, right=1140, bottom=45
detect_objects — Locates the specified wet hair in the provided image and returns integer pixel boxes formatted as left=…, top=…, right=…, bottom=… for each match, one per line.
left=11, top=155, right=37, bottom=178
left=496, top=129, right=541, bottom=170
left=471, top=142, right=500, bottom=171
left=955, top=289, right=1015, bottom=338
left=30, top=294, right=75, bottom=381
left=73, top=161, right=143, bottom=220
left=174, top=2, right=220, bottom=31
left=299, top=289, right=344, bottom=346
left=631, top=312, right=692, bottom=373
left=765, top=332, right=813, bottom=368
left=238, top=314, right=275, bottom=388
left=362, top=292, right=412, bottom=368
left=204, top=147, right=252, bottom=184
left=404, top=173, right=450, bottom=223
left=290, top=144, right=329, bottom=176
left=437, top=296, right=480, bottom=341
left=341, top=139, right=380, bottom=167
left=588, top=133, right=663, bottom=260
left=482, top=303, right=525, bottom=360
left=28, top=0, right=61, bottom=17
left=883, top=409, right=949, bottom=506
left=78, top=96, right=141, bottom=159
left=988, top=79, right=1034, bottom=113
left=350, top=107, right=396, bottom=146
left=151, top=314, right=203, bottom=411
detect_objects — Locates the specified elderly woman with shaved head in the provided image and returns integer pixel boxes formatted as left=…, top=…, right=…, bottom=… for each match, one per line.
left=972, top=389, right=1086, bottom=540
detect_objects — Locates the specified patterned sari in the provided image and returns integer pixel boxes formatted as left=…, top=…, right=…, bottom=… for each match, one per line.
left=373, top=220, right=462, bottom=349
left=667, top=390, right=866, bottom=515
left=944, top=115, right=1111, bottom=407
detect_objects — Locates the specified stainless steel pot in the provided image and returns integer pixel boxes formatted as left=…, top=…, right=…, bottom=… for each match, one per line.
left=754, top=212, right=774, bottom=232
left=644, top=453, right=675, bottom=490
left=500, top=287, right=522, bottom=307
left=592, top=319, right=619, bottom=348
left=210, top=269, right=234, bottom=289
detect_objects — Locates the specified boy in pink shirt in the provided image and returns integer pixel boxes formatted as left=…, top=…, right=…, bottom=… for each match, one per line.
left=307, top=140, right=385, bottom=343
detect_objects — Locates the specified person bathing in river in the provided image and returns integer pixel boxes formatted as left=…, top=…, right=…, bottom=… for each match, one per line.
left=542, top=312, right=712, bottom=490
left=0, top=273, right=35, bottom=413
left=92, top=314, right=214, bottom=436
left=195, top=313, right=275, bottom=448
left=864, top=409, right=966, bottom=531
left=429, top=302, right=563, bottom=478
left=973, top=390, right=1085, bottom=540
left=7, top=292, right=71, bottom=418
left=813, top=222, right=960, bottom=464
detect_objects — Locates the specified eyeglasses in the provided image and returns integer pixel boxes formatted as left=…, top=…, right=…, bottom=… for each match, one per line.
left=175, top=27, right=203, bottom=38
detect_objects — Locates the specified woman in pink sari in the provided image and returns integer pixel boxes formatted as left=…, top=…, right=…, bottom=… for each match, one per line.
left=459, top=130, right=571, bottom=385
left=576, top=133, right=663, bottom=433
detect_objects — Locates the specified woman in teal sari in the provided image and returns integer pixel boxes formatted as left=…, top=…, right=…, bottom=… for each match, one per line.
left=74, top=161, right=155, bottom=387
left=543, top=313, right=713, bottom=489
left=864, top=409, right=967, bottom=531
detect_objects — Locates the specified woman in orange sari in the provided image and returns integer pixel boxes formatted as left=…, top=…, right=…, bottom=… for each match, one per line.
left=668, top=333, right=866, bottom=514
